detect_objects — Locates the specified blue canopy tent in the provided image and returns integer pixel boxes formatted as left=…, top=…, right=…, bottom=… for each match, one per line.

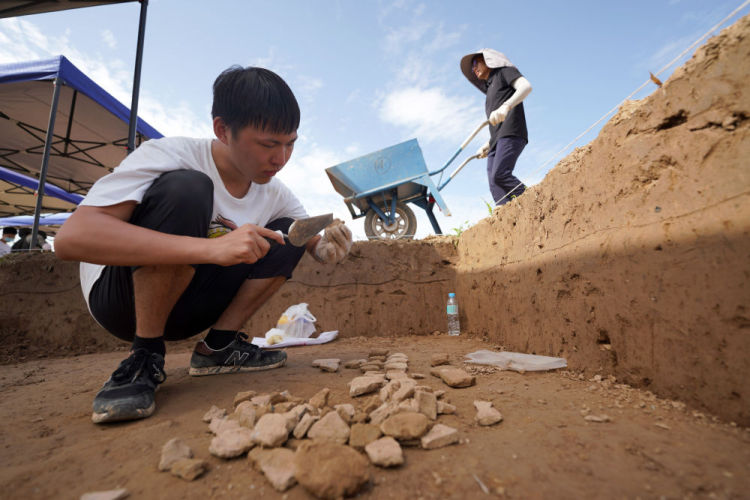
left=0, top=0, right=153, bottom=248
left=0, top=55, right=162, bottom=245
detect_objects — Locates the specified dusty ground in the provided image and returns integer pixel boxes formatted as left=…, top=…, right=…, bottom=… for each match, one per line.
left=1, top=335, right=748, bottom=499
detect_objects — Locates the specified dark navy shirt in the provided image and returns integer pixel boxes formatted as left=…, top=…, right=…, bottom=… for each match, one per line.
left=482, top=66, right=528, bottom=148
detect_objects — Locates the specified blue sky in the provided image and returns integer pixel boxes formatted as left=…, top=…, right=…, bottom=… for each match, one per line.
left=0, top=0, right=747, bottom=240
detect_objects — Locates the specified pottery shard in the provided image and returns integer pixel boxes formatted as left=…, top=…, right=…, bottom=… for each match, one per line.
left=397, top=398, right=419, bottom=414
left=159, top=437, right=193, bottom=471
left=233, top=390, right=257, bottom=407
left=312, top=358, right=341, bottom=372
left=252, top=413, right=290, bottom=448
left=274, top=401, right=297, bottom=413
left=431, top=367, right=476, bottom=388
left=368, top=402, right=398, bottom=426
left=430, top=353, right=450, bottom=366
left=307, top=410, right=351, bottom=444
left=392, top=382, right=416, bottom=403
left=202, top=405, right=227, bottom=423
left=309, top=388, right=330, bottom=409
left=293, top=413, right=319, bottom=439
left=209, top=416, right=240, bottom=435
left=416, top=391, right=438, bottom=420
left=344, top=359, right=366, bottom=369
left=369, top=348, right=389, bottom=357
left=254, top=448, right=297, bottom=492
left=334, top=403, right=356, bottom=423
left=170, top=458, right=207, bottom=481
left=386, top=370, right=410, bottom=380
left=209, top=427, right=255, bottom=458
left=365, top=437, right=404, bottom=467
left=474, top=401, right=503, bottom=426
left=421, top=423, right=459, bottom=449
left=437, top=401, right=457, bottom=415
left=234, top=401, right=256, bottom=428
left=349, top=423, right=383, bottom=450
left=80, top=489, right=129, bottom=500
left=294, top=441, right=371, bottom=500
left=384, top=361, right=408, bottom=371
left=380, top=412, right=430, bottom=441
left=379, top=380, right=400, bottom=402
left=349, top=375, right=385, bottom=397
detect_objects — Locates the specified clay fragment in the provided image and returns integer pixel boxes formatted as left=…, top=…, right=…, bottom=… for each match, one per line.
left=307, top=410, right=351, bottom=444
left=365, top=436, right=404, bottom=467
left=380, top=412, right=430, bottom=440
left=170, top=458, right=207, bottom=481
left=158, top=438, right=193, bottom=471
left=430, top=353, right=450, bottom=366
left=312, top=358, right=341, bottom=372
left=294, top=441, right=371, bottom=499
left=421, top=423, right=459, bottom=449
left=474, top=401, right=503, bottom=426
left=202, top=405, right=226, bottom=423
left=431, top=366, right=476, bottom=388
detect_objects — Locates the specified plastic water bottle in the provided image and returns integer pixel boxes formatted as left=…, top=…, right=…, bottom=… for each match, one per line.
left=447, top=292, right=460, bottom=336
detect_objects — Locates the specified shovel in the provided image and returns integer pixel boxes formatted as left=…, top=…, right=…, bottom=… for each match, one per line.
left=270, top=213, right=334, bottom=247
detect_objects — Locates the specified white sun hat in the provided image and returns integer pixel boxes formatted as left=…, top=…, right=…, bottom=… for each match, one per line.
left=460, top=48, right=514, bottom=91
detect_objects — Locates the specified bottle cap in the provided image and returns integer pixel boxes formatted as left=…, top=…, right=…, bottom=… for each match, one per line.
left=448, top=292, right=455, bottom=297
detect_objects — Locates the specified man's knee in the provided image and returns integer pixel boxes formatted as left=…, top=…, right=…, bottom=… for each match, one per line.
left=147, top=170, right=214, bottom=213
left=132, top=170, right=214, bottom=235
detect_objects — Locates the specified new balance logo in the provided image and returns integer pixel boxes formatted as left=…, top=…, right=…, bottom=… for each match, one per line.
left=225, top=350, right=249, bottom=366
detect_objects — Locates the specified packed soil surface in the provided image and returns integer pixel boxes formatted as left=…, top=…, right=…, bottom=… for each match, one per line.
left=1, top=336, right=748, bottom=499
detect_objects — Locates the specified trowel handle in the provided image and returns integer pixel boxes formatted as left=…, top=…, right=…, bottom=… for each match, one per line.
left=460, top=120, right=490, bottom=149
left=264, top=230, right=287, bottom=247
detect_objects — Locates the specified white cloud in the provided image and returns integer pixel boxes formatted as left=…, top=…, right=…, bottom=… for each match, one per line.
left=378, top=86, right=481, bottom=143
left=101, top=29, right=117, bottom=49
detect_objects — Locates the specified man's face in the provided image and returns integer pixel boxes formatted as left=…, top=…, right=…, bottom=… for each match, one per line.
left=220, top=122, right=298, bottom=184
left=472, top=56, right=490, bottom=81
left=2, top=233, right=13, bottom=243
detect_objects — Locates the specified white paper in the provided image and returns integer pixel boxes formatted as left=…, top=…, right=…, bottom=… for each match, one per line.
left=252, top=330, right=338, bottom=349
left=464, top=349, right=567, bottom=372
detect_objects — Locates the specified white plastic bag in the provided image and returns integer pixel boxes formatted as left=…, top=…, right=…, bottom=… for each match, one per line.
left=274, top=303, right=317, bottom=339
left=464, top=350, right=567, bottom=372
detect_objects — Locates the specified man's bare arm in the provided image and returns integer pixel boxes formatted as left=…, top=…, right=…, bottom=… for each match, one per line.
left=54, top=202, right=284, bottom=266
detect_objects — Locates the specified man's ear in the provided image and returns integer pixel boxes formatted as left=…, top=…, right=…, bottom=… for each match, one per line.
left=213, top=117, right=230, bottom=144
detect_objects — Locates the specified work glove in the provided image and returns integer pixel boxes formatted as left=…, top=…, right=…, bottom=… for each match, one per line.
left=489, top=103, right=510, bottom=126
left=314, top=219, right=353, bottom=264
left=476, top=140, right=490, bottom=159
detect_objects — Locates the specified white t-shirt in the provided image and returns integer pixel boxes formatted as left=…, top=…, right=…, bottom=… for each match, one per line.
left=79, top=136, right=307, bottom=308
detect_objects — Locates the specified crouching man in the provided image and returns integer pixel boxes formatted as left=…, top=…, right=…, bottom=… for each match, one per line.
left=55, top=66, right=352, bottom=424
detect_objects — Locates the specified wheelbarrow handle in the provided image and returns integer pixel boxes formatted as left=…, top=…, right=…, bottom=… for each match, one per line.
left=438, top=154, right=482, bottom=190
left=429, top=120, right=490, bottom=176
left=460, top=120, right=490, bottom=149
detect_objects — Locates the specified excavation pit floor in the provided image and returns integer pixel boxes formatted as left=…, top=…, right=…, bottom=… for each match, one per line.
left=1, top=335, right=748, bottom=499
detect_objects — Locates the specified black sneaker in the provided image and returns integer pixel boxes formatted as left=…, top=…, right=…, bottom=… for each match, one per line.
left=188, top=332, right=287, bottom=376
left=91, top=349, right=166, bottom=424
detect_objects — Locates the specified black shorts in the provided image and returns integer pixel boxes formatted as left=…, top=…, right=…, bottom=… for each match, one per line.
left=88, top=170, right=306, bottom=342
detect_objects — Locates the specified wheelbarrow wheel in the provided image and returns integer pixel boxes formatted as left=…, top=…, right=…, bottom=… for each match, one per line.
left=364, top=202, right=417, bottom=240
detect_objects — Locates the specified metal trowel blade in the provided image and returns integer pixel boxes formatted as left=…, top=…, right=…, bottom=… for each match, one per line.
left=287, top=213, right=334, bottom=247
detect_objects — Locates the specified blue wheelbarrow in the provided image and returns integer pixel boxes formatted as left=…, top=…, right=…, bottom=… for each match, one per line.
left=325, top=121, right=489, bottom=239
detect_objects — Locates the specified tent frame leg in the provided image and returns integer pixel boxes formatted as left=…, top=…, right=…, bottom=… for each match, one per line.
left=30, top=77, right=61, bottom=251
left=127, top=0, right=149, bottom=154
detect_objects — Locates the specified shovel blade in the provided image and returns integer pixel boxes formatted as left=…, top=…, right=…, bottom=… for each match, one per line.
left=287, top=213, right=334, bottom=247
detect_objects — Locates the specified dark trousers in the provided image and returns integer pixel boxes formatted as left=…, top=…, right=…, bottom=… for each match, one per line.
left=487, top=136, right=527, bottom=205
left=89, top=170, right=306, bottom=342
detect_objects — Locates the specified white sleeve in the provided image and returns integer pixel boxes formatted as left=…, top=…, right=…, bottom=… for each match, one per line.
left=80, top=138, right=193, bottom=208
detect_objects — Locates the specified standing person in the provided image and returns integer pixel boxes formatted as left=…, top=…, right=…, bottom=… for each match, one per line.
left=55, top=66, right=353, bottom=424
left=460, top=49, right=532, bottom=206
left=0, top=227, right=17, bottom=256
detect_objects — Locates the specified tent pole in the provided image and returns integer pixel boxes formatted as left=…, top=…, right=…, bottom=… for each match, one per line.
left=127, top=0, right=149, bottom=155
left=31, top=77, right=61, bottom=251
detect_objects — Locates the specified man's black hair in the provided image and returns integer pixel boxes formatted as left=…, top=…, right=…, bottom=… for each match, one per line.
left=212, top=66, right=300, bottom=136
left=2, top=227, right=17, bottom=236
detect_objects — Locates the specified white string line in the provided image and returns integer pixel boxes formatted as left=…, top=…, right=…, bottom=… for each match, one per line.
left=494, top=0, right=750, bottom=206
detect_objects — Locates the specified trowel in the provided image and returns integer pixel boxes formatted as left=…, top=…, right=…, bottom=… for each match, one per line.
left=271, top=213, right=333, bottom=247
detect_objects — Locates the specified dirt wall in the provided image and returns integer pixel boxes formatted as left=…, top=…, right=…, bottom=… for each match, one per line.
left=456, top=16, right=750, bottom=425
left=0, top=17, right=747, bottom=425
